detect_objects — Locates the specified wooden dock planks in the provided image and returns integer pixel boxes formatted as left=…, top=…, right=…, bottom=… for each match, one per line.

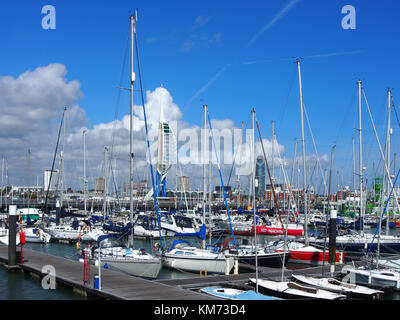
left=0, top=244, right=218, bottom=300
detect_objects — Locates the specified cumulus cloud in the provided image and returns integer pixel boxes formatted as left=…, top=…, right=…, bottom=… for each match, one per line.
left=0, top=63, right=290, bottom=192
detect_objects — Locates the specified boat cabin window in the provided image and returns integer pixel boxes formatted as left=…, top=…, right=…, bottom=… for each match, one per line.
left=162, top=215, right=174, bottom=225
left=184, top=251, right=196, bottom=256
left=174, top=216, right=193, bottom=228
left=174, top=251, right=184, bottom=255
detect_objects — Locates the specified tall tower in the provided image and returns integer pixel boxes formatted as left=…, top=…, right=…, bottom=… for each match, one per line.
left=255, top=155, right=265, bottom=200
left=156, top=103, right=175, bottom=197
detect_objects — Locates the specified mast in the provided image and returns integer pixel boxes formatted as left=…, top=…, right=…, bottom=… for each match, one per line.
left=28, top=149, right=31, bottom=214
left=129, top=14, right=136, bottom=247
left=202, top=104, right=208, bottom=249
left=296, top=58, right=308, bottom=244
left=352, top=136, right=356, bottom=221
left=385, top=89, right=392, bottom=235
left=83, top=130, right=87, bottom=215
left=358, top=79, right=365, bottom=236
left=103, top=146, right=108, bottom=220
left=1, top=157, right=4, bottom=210
left=251, top=108, right=258, bottom=293
left=271, top=121, right=275, bottom=210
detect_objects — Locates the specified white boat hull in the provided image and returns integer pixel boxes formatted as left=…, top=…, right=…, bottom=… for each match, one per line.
left=163, top=253, right=233, bottom=274
left=98, top=257, right=162, bottom=279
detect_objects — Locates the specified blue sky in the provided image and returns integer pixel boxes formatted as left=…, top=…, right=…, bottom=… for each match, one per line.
left=0, top=0, right=399, bottom=192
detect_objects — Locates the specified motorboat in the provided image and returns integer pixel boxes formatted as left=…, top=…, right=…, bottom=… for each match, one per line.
left=162, top=239, right=233, bottom=274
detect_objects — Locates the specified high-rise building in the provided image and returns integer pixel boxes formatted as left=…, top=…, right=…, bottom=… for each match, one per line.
left=44, top=170, right=59, bottom=191
left=255, top=155, right=265, bottom=199
left=95, top=178, right=105, bottom=193
left=178, top=176, right=190, bottom=192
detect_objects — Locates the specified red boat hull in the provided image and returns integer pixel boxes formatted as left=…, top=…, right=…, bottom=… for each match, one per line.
left=252, top=225, right=304, bottom=237
left=276, top=249, right=345, bottom=265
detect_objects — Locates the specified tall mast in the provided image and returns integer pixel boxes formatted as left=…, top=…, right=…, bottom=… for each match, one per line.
left=271, top=121, right=275, bottom=210
left=28, top=149, right=31, bottom=214
left=129, top=14, right=136, bottom=246
left=296, top=58, right=308, bottom=244
left=251, top=108, right=258, bottom=293
left=385, top=89, right=392, bottom=235
left=103, top=146, right=108, bottom=220
left=60, top=109, right=66, bottom=207
left=83, top=130, right=87, bottom=215
left=358, top=79, right=364, bottom=236
left=352, top=136, right=356, bottom=221
left=1, top=157, right=4, bottom=210
left=202, top=104, right=208, bottom=249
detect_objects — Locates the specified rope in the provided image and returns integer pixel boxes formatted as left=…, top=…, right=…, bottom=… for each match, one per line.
left=362, top=88, right=400, bottom=213
left=367, top=168, right=400, bottom=258
left=207, top=110, right=237, bottom=249
left=134, top=28, right=163, bottom=248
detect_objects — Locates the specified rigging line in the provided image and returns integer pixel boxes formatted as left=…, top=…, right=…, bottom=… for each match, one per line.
left=303, top=103, right=328, bottom=195
left=135, top=29, right=164, bottom=248
left=276, top=67, right=296, bottom=138
left=367, top=167, right=400, bottom=258
left=110, top=25, right=130, bottom=158
left=109, top=160, right=121, bottom=213
left=255, top=116, right=284, bottom=226
left=44, top=107, right=66, bottom=215
left=170, top=129, right=189, bottom=213
left=362, top=88, right=400, bottom=213
left=226, top=136, right=241, bottom=187
left=391, top=96, right=400, bottom=130
left=207, top=110, right=237, bottom=249
left=267, top=121, right=299, bottom=215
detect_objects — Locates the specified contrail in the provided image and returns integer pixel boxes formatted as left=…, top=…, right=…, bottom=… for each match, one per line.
left=302, top=50, right=363, bottom=59
left=185, top=64, right=231, bottom=106
left=247, top=0, right=301, bottom=47
left=238, top=50, right=362, bottom=66
left=183, top=49, right=361, bottom=109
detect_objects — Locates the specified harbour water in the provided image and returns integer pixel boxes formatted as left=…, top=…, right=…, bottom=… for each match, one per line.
left=1, top=228, right=400, bottom=300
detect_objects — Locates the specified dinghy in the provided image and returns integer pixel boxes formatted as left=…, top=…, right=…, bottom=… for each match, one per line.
left=291, top=274, right=383, bottom=299
left=200, top=286, right=282, bottom=300
left=248, top=278, right=347, bottom=300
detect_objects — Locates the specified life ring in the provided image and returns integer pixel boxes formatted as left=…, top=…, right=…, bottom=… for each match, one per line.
left=153, top=242, right=159, bottom=251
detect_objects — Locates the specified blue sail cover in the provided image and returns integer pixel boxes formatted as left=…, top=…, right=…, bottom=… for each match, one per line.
left=173, top=224, right=206, bottom=240
left=237, top=208, right=265, bottom=215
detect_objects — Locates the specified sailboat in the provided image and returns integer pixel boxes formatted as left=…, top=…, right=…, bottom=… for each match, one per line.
left=249, top=278, right=346, bottom=300
left=291, top=274, right=383, bottom=299
left=83, top=234, right=162, bottom=279
left=82, top=13, right=162, bottom=280
left=21, top=227, right=51, bottom=243
left=247, top=59, right=347, bottom=300
left=337, top=85, right=400, bottom=291
left=308, top=84, right=400, bottom=256
left=161, top=105, right=234, bottom=275
left=269, top=240, right=345, bottom=265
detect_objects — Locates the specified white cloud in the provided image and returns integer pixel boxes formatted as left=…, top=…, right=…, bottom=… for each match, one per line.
left=0, top=64, right=291, bottom=192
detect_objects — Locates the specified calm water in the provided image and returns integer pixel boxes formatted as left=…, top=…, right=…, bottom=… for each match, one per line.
left=1, top=227, right=400, bottom=300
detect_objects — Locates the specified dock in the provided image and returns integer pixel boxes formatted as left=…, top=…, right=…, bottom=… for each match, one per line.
left=0, top=244, right=361, bottom=300
left=0, top=244, right=220, bottom=300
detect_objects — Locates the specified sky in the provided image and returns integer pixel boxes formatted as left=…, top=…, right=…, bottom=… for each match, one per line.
left=0, top=0, right=399, bottom=195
